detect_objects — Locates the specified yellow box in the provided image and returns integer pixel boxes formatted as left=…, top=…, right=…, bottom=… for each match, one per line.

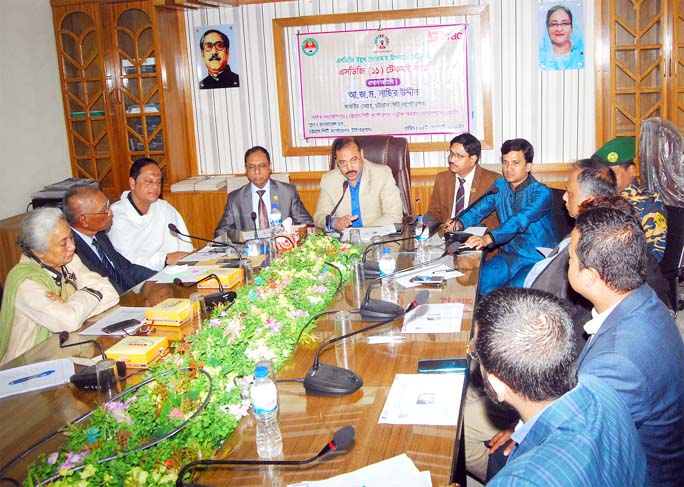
left=145, top=298, right=198, bottom=323
left=105, top=335, right=169, bottom=369
left=150, top=319, right=196, bottom=342
left=196, top=267, right=243, bottom=290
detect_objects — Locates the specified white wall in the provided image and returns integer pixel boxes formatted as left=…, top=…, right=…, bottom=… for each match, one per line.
left=186, top=0, right=595, bottom=174
left=0, top=0, right=71, bottom=220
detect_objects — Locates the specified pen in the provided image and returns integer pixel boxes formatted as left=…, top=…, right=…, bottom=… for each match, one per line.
left=8, top=369, right=56, bottom=385
left=432, top=269, right=459, bottom=274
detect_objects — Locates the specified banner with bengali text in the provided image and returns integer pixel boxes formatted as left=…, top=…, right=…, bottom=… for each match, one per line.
left=297, top=24, right=469, bottom=139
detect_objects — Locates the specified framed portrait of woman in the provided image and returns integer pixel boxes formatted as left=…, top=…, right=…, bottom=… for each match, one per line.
left=538, top=2, right=585, bottom=71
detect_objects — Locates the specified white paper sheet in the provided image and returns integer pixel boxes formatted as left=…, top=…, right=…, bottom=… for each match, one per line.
left=341, top=224, right=398, bottom=242
left=536, top=246, right=554, bottom=258
left=0, top=358, right=74, bottom=399
left=401, top=303, right=464, bottom=334
left=79, top=306, right=148, bottom=336
left=395, top=264, right=464, bottom=288
left=463, top=225, right=487, bottom=236
left=151, top=264, right=214, bottom=284
left=379, top=374, right=464, bottom=426
left=177, top=245, right=232, bottom=263
left=287, top=453, right=431, bottom=487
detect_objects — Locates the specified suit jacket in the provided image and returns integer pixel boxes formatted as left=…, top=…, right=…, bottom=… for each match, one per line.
left=313, top=159, right=403, bottom=228
left=427, top=165, right=500, bottom=230
left=73, top=230, right=156, bottom=295
left=577, top=284, right=684, bottom=486
left=214, top=179, right=312, bottom=236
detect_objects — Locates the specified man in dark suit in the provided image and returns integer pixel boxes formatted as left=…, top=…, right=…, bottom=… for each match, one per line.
left=199, top=29, right=240, bottom=90
left=428, top=133, right=499, bottom=232
left=214, top=146, right=313, bottom=237
left=63, top=185, right=156, bottom=295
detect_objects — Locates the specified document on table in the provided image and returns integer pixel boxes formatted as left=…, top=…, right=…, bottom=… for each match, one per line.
left=401, top=303, right=464, bottom=334
left=395, top=263, right=463, bottom=288
left=0, top=358, right=74, bottom=399
left=79, top=306, right=148, bottom=336
left=341, top=224, right=397, bottom=242
left=177, top=245, right=232, bottom=263
left=287, top=453, right=431, bottom=487
left=379, top=373, right=465, bottom=426
left=151, top=264, right=213, bottom=284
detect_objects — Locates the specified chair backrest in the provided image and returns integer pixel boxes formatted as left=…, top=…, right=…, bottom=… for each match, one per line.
left=550, top=187, right=574, bottom=241
left=329, top=136, right=413, bottom=217
left=659, top=204, right=684, bottom=308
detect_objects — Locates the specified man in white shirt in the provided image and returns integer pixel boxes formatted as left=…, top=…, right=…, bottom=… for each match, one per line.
left=108, top=158, right=193, bottom=271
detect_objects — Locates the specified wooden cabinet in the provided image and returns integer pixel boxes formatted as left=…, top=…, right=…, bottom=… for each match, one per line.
left=596, top=0, right=684, bottom=146
left=51, top=0, right=196, bottom=200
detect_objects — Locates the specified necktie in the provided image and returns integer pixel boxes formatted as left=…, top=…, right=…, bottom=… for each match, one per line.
left=257, top=190, right=269, bottom=229
left=453, top=177, right=465, bottom=218
left=92, top=237, right=125, bottom=292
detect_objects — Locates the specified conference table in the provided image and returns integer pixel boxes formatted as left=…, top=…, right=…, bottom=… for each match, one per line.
left=0, top=241, right=482, bottom=487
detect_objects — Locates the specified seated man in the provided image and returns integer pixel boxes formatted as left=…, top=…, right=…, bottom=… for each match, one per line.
left=454, top=138, right=559, bottom=295
left=313, top=137, right=403, bottom=231
left=428, top=133, right=499, bottom=232
left=594, top=136, right=668, bottom=261
left=63, top=184, right=156, bottom=294
left=475, top=288, right=646, bottom=486
left=568, top=205, right=684, bottom=485
left=214, top=146, right=312, bottom=237
left=108, top=158, right=193, bottom=271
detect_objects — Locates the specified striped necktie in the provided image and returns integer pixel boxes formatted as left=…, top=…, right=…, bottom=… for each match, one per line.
left=453, top=177, right=465, bottom=218
left=256, top=190, right=270, bottom=229
left=92, top=236, right=125, bottom=292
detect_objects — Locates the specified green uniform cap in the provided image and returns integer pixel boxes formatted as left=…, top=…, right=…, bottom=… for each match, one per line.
left=593, top=136, right=635, bottom=165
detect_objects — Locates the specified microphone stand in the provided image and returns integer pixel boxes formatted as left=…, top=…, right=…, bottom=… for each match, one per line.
left=361, top=223, right=427, bottom=277
left=168, top=224, right=243, bottom=261
left=173, top=274, right=237, bottom=310
left=325, top=181, right=349, bottom=232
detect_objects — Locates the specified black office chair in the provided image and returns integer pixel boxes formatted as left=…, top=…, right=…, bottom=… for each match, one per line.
left=659, top=204, right=684, bottom=312
left=550, top=187, right=574, bottom=240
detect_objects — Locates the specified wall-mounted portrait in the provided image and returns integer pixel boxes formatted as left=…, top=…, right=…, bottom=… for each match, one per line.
left=538, top=2, right=585, bottom=71
left=195, top=24, right=240, bottom=89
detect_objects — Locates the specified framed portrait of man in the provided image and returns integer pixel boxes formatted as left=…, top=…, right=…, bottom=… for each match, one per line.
left=195, top=24, right=241, bottom=89
left=538, top=1, right=585, bottom=71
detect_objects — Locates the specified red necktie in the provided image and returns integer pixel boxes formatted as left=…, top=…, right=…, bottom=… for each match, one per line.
left=257, top=190, right=269, bottom=229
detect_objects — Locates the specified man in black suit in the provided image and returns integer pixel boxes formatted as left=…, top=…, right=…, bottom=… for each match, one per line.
left=63, top=185, right=156, bottom=295
left=214, top=146, right=313, bottom=237
left=199, top=29, right=239, bottom=89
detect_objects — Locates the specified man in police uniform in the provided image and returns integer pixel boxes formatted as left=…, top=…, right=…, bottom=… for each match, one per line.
left=594, top=136, right=668, bottom=261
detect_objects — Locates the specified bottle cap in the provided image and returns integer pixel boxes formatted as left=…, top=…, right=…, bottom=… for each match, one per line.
left=271, top=203, right=279, bottom=210
left=254, top=365, right=268, bottom=378
left=382, top=247, right=391, bottom=254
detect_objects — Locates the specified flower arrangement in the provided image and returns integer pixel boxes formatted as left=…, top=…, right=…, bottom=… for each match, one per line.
left=27, top=235, right=361, bottom=486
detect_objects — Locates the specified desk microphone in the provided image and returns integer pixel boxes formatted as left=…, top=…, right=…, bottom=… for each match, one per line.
left=59, top=332, right=127, bottom=390
left=173, top=275, right=237, bottom=310
left=168, top=223, right=243, bottom=261
left=175, top=426, right=355, bottom=487
left=303, top=291, right=429, bottom=396
left=250, top=211, right=259, bottom=240
left=446, top=187, right=498, bottom=243
left=325, top=181, right=349, bottom=231
left=361, top=222, right=427, bottom=277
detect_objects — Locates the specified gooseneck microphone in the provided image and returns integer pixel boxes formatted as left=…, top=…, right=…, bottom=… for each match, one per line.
left=250, top=211, right=259, bottom=240
left=303, top=291, right=430, bottom=396
left=361, top=222, right=427, bottom=277
left=175, top=426, right=355, bottom=487
left=325, top=181, right=350, bottom=231
left=168, top=223, right=243, bottom=260
left=59, top=332, right=127, bottom=390
left=449, top=186, right=499, bottom=225
left=173, top=275, right=237, bottom=310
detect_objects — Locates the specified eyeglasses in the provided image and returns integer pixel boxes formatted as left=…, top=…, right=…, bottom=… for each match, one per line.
left=82, top=201, right=111, bottom=217
left=203, top=41, right=226, bottom=52
left=467, top=338, right=478, bottom=361
left=548, top=22, right=572, bottom=29
left=448, top=151, right=470, bottom=161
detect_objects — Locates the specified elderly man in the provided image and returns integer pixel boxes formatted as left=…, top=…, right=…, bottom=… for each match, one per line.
left=568, top=206, right=684, bottom=485
left=214, top=146, right=312, bottom=236
left=594, top=136, right=667, bottom=261
left=0, top=208, right=118, bottom=365
left=314, top=137, right=403, bottom=231
left=108, top=158, right=193, bottom=271
left=63, top=184, right=156, bottom=294
left=475, top=288, right=646, bottom=486
left=428, top=133, right=499, bottom=232
left=199, top=28, right=239, bottom=89
left=454, top=138, right=559, bottom=295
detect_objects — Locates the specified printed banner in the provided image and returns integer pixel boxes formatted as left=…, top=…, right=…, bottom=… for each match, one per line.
left=297, top=24, right=469, bottom=139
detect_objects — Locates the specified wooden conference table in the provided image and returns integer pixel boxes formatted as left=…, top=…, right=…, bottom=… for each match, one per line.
left=0, top=245, right=482, bottom=487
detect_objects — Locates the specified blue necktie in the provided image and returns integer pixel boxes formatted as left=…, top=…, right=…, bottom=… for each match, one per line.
left=92, top=237, right=125, bottom=292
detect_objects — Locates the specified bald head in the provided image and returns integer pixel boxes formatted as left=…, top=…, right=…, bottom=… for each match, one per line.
left=63, top=184, right=112, bottom=236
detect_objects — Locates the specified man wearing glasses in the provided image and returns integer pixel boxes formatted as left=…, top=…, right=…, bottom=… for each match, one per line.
left=108, top=158, right=193, bottom=271
left=199, top=29, right=240, bottom=90
left=428, top=133, right=499, bottom=232
left=313, top=137, right=403, bottom=231
left=63, top=184, right=155, bottom=294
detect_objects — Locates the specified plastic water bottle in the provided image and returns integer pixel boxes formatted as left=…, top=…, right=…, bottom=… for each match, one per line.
left=414, top=215, right=429, bottom=263
left=251, top=365, right=282, bottom=458
left=378, top=247, right=398, bottom=303
left=269, top=204, right=283, bottom=236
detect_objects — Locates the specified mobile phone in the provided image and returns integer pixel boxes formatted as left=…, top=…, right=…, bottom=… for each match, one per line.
left=417, top=358, right=468, bottom=373
left=102, top=319, right=141, bottom=334
left=409, top=275, right=446, bottom=287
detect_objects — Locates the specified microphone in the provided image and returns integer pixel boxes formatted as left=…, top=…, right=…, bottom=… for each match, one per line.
left=250, top=211, right=259, bottom=240
left=303, top=291, right=430, bottom=396
left=361, top=222, right=427, bottom=277
left=325, top=181, right=349, bottom=231
left=168, top=223, right=243, bottom=261
left=173, top=275, right=237, bottom=310
left=175, top=426, right=355, bottom=487
left=446, top=186, right=498, bottom=245
left=59, top=332, right=127, bottom=390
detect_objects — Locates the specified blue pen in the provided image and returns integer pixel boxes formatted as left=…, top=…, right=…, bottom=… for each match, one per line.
left=8, top=369, right=56, bottom=385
